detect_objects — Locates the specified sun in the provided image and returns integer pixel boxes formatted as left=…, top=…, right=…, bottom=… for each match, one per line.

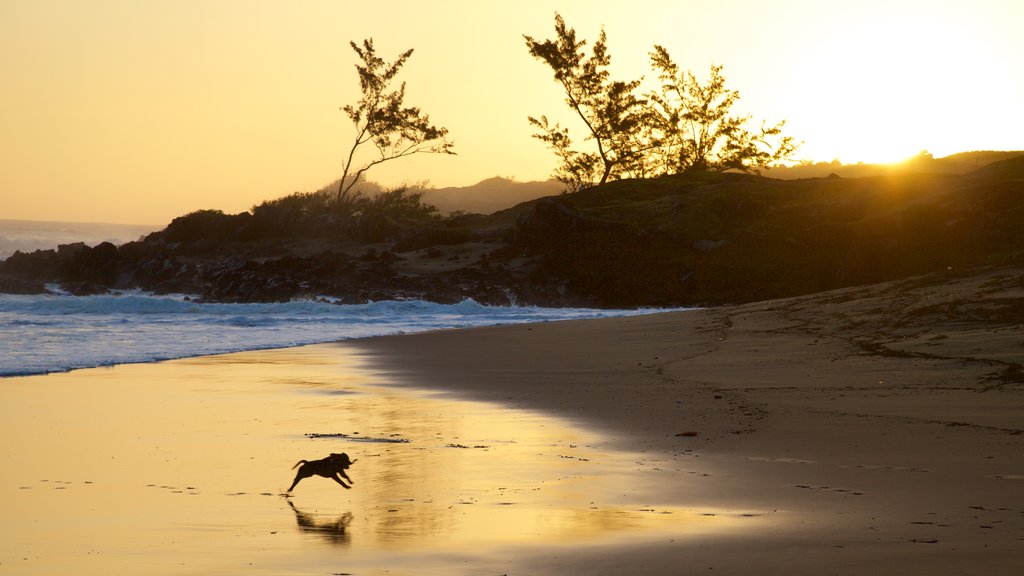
left=782, top=1, right=1018, bottom=164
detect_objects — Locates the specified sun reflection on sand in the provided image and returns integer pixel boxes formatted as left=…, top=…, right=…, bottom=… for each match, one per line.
left=0, top=343, right=762, bottom=575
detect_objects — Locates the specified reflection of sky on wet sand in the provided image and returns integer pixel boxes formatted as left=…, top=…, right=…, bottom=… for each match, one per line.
left=0, top=343, right=763, bottom=575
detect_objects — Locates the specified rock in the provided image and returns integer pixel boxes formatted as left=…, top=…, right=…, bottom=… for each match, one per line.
left=0, top=249, right=58, bottom=279
left=693, top=239, right=730, bottom=252
left=57, top=241, right=118, bottom=288
left=0, top=273, right=47, bottom=294
left=63, top=281, right=109, bottom=296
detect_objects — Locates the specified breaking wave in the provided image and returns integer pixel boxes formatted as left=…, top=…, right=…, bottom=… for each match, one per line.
left=1, top=290, right=678, bottom=377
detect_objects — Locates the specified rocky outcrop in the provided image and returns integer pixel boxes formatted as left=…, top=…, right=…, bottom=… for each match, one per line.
left=513, top=198, right=689, bottom=307
left=0, top=241, right=120, bottom=294
left=3, top=159, right=1022, bottom=307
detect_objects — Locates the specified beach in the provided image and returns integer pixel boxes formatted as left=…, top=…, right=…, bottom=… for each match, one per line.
left=2, top=266, right=1022, bottom=574
left=355, top=266, right=1024, bottom=574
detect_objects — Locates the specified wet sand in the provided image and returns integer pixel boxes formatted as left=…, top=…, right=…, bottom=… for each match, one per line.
left=354, top=266, right=1024, bottom=575
left=0, top=340, right=759, bottom=575
left=2, top=267, right=1022, bottom=574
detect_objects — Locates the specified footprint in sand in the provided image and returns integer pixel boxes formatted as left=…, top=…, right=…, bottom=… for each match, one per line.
left=745, top=456, right=815, bottom=464
left=794, top=484, right=865, bottom=496
left=842, top=464, right=932, bottom=473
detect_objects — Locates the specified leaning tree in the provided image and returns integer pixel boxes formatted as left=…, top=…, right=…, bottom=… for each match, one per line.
left=524, top=14, right=649, bottom=191
left=336, top=39, right=454, bottom=208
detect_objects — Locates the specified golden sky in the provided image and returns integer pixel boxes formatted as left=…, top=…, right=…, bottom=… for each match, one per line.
left=1, top=0, right=1021, bottom=224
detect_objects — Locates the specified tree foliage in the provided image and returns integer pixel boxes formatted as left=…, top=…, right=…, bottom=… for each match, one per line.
left=337, top=39, right=454, bottom=208
left=524, top=15, right=649, bottom=191
left=647, top=46, right=797, bottom=173
left=526, top=15, right=798, bottom=189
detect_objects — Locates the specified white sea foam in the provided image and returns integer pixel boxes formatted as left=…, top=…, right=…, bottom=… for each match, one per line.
left=1, top=290, right=678, bottom=377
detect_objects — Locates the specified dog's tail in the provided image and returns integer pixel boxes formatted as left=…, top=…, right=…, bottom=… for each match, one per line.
left=291, top=460, right=308, bottom=470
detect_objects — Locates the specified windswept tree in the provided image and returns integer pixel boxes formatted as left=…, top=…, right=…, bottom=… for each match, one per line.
left=524, top=14, right=649, bottom=190
left=647, top=45, right=797, bottom=174
left=525, top=18, right=797, bottom=186
left=336, top=39, right=454, bottom=207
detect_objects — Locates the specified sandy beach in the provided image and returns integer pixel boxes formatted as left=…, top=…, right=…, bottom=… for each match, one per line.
left=2, top=266, right=1022, bottom=574
left=354, top=266, right=1024, bottom=574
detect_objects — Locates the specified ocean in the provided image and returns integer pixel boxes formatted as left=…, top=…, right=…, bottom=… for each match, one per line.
left=0, top=220, right=677, bottom=376
left=0, top=289, right=670, bottom=377
left=0, top=218, right=160, bottom=260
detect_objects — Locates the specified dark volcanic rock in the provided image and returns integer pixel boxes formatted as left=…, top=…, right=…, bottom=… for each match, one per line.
left=62, top=280, right=110, bottom=296
left=57, top=241, right=118, bottom=287
left=201, top=258, right=299, bottom=303
left=133, top=257, right=201, bottom=294
left=0, top=242, right=119, bottom=294
left=0, top=274, right=47, bottom=294
left=1, top=249, right=58, bottom=279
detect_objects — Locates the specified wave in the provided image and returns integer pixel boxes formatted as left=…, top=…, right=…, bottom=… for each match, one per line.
left=0, top=291, right=680, bottom=377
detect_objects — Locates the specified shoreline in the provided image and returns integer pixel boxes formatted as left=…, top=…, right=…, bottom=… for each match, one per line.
left=2, top=266, right=1021, bottom=574
left=0, top=293, right=666, bottom=378
left=350, top=266, right=1024, bottom=574
left=3, top=342, right=724, bottom=575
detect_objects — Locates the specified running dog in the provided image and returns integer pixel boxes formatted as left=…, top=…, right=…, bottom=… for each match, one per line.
left=288, top=452, right=356, bottom=492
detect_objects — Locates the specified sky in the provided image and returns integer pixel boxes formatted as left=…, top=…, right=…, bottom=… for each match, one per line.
left=1, top=0, right=1022, bottom=225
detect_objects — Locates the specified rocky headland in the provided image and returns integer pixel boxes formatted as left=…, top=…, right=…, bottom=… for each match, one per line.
left=2, top=156, right=1022, bottom=307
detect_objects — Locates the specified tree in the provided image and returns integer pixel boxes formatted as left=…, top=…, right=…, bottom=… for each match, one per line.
left=526, top=115, right=602, bottom=190
left=647, top=45, right=797, bottom=174
left=524, top=14, right=649, bottom=190
left=336, top=39, right=454, bottom=208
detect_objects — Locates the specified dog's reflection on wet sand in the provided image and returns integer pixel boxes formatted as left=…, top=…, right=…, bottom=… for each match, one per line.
left=287, top=500, right=353, bottom=545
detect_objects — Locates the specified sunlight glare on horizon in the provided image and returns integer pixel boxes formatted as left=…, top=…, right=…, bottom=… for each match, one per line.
left=0, top=0, right=1021, bottom=224
left=778, top=1, right=1016, bottom=165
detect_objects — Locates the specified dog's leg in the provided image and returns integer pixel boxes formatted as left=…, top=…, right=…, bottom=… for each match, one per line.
left=330, top=473, right=351, bottom=489
left=288, top=468, right=312, bottom=492
left=339, top=470, right=354, bottom=484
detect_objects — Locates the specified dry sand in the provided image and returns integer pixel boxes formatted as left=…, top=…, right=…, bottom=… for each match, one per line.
left=353, top=266, right=1024, bottom=574
left=2, top=266, right=1021, bottom=575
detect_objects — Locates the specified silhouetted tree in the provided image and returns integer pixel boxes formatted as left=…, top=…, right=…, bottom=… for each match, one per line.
left=336, top=39, right=454, bottom=208
left=525, top=18, right=797, bottom=185
left=647, top=46, right=797, bottom=173
left=524, top=14, right=649, bottom=191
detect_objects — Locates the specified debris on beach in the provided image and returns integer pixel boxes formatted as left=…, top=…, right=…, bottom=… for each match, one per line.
left=306, top=432, right=410, bottom=443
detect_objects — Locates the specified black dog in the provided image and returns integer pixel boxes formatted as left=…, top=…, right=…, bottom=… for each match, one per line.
left=288, top=452, right=356, bottom=492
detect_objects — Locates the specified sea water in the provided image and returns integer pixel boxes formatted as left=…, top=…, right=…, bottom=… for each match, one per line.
left=0, top=219, right=159, bottom=260
left=0, top=290, right=667, bottom=377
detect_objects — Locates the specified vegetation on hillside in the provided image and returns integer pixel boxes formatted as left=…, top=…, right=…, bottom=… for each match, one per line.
left=514, top=156, right=1024, bottom=305
left=2, top=156, right=1021, bottom=306
left=160, top=186, right=443, bottom=248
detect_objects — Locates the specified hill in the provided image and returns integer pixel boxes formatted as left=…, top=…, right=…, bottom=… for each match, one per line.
left=764, top=150, right=1024, bottom=180
left=419, top=177, right=562, bottom=215
left=1, top=157, right=1022, bottom=307
left=512, top=157, right=1024, bottom=305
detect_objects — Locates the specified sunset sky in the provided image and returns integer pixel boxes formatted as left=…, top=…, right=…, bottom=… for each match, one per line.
left=2, top=0, right=1022, bottom=225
